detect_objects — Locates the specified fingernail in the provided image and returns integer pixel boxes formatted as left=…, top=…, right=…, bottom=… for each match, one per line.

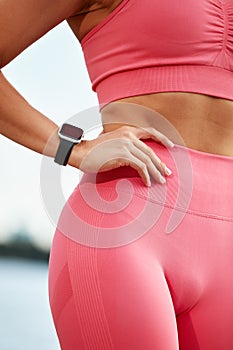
left=165, top=166, right=172, bottom=176
left=160, top=175, right=166, bottom=184
left=146, top=180, right=151, bottom=187
left=167, top=140, right=175, bottom=148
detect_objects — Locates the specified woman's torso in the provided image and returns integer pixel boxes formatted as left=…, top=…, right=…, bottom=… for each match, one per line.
left=68, top=0, right=233, bottom=156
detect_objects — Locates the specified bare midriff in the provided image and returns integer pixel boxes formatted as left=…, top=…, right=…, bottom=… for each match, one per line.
left=68, top=0, right=233, bottom=157
left=101, top=92, right=233, bottom=157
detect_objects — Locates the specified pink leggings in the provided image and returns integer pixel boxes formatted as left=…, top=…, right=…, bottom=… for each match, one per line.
left=48, top=140, right=233, bottom=349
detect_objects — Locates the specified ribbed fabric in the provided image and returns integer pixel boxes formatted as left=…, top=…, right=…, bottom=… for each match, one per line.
left=96, top=65, right=233, bottom=109
left=81, top=0, right=233, bottom=107
left=49, top=141, right=233, bottom=349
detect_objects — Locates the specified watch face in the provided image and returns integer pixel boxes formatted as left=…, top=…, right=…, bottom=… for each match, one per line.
left=60, top=123, right=83, bottom=141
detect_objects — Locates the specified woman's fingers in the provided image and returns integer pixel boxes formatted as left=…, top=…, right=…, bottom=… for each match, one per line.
left=152, top=129, right=175, bottom=149
left=130, top=139, right=167, bottom=183
left=110, top=136, right=171, bottom=186
left=76, top=125, right=174, bottom=187
left=131, top=148, right=166, bottom=185
left=132, top=138, right=169, bottom=174
left=122, top=126, right=173, bottom=177
left=124, top=154, right=152, bottom=187
left=131, top=126, right=175, bottom=149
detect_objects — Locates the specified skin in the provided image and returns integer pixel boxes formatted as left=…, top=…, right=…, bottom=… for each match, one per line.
left=70, top=0, right=233, bottom=156
left=0, top=0, right=232, bottom=188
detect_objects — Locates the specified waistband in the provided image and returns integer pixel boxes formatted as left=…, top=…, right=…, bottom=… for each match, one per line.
left=97, top=65, right=233, bottom=109
left=79, top=140, right=233, bottom=223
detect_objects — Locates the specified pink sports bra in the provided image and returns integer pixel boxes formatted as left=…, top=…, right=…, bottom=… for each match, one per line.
left=81, top=0, right=233, bottom=108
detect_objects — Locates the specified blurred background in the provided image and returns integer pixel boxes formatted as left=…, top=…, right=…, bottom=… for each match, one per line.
left=0, top=21, right=99, bottom=349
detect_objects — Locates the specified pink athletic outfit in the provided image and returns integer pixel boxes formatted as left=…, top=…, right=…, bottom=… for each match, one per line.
left=48, top=1, right=233, bottom=349
left=80, top=0, right=233, bottom=107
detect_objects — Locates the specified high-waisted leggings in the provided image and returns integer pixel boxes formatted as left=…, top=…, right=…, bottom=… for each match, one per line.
left=48, top=140, right=233, bottom=349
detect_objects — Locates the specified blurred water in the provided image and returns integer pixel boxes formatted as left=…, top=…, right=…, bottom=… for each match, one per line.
left=0, top=258, right=60, bottom=350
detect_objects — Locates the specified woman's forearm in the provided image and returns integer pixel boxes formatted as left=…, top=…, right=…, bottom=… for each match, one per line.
left=0, top=71, right=172, bottom=184
left=0, top=70, right=62, bottom=157
left=0, top=0, right=87, bottom=163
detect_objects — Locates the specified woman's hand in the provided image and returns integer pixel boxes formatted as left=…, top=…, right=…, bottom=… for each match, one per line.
left=69, top=125, right=174, bottom=187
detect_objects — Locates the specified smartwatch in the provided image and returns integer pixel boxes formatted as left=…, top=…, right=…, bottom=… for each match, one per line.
left=54, top=123, right=84, bottom=166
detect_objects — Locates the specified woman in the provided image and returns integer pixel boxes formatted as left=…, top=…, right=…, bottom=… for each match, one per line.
left=1, top=0, right=233, bottom=349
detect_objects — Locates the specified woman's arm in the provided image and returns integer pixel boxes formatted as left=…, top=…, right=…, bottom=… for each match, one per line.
left=0, top=0, right=173, bottom=185
left=0, top=0, right=86, bottom=67
left=0, top=0, right=88, bottom=161
left=0, top=65, right=172, bottom=185
left=0, top=71, right=60, bottom=157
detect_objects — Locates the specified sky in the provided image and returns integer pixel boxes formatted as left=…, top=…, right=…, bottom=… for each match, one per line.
left=0, top=21, right=101, bottom=250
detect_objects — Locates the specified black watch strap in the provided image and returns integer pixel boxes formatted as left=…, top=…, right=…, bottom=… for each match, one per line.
left=54, top=139, right=74, bottom=166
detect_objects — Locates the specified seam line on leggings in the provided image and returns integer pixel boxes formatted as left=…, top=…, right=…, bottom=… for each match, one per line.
left=98, top=186, right=233, bottom=223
